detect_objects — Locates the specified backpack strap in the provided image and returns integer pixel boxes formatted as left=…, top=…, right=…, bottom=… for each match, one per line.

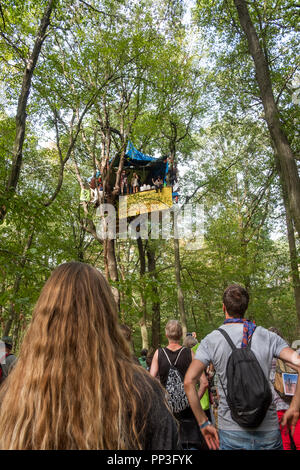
left=217, top=328, right=236, bottom=350
left=161, top=348, right=172, bottom=366
left=247, top=330, right=255, bottom=348
left=218, top=327, right=255, bottom=349
left=174, top=347, right=185, bottom=366
left=161, top=347, right=185, bottom=366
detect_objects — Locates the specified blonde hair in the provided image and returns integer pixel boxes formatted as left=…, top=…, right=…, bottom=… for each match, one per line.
left=165, top=320, right=182, bottom=342
left=0, top=262, right=154, bottom=449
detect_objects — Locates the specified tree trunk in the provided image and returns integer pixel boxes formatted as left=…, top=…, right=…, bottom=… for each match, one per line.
left=170, top=140, right=187, bottom=337
left=140, top=313, right=149, bottom=350
left=137, top=236, right=149, bottom=349
left=285, top=200, right=300, bottom=336
left=234, top=0, right=300, bottom=238
left=276, top=156, right=300, bottom=334
left=147, top=244, right=161, bottom=350
left=3, top=231, right=34, bottom=337
left=104, top=238, right=120, bottom=309
left=0, top=0, right=56, bottom=221
left=173, top=229, right=188, bottom=338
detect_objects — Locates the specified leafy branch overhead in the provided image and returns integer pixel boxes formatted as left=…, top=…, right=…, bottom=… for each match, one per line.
left=0, top=0, right=299, bottom=349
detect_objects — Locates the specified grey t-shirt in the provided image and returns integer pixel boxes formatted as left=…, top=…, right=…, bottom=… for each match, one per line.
left=194, top=324, right=289, bottom=431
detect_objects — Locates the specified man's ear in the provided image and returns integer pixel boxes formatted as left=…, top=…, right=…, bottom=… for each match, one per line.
left=222, top=303, right=226, bottom=313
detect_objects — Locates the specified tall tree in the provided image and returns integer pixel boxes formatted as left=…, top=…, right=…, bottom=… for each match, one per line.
left=233, top=0, right=300, bottom=238
left=136, top=236, right=149, bottom=349
left=147, top=242, right=161, bottom=349
left=0, top=0, right=56, bottom=222
left=275, top=155, right=300, bottom=333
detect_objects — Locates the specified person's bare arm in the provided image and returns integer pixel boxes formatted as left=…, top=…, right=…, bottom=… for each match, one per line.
left=184, top=359, right=219, bottom=450
left=198, top=372, right=209, bottom=400
left=149, top=349, right=159, bottom=379
left=190, top=349, right=208, bottom=397
left=279, top=347, right=300, bottom=372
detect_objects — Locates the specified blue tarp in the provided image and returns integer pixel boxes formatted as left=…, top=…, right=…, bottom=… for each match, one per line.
left=126, top=141, right=156, bottom=163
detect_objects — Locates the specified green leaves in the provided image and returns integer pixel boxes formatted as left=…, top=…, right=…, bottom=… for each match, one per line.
left=0, top=0, right=298, bottom=350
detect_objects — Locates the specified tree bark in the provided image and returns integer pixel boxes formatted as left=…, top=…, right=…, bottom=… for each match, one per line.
left=3, top=230, right=34, bottom=337
left=275, top=156, right=300, bottom=334
left=0, top=0, right=56, bottom=221
left=234, top=0, right=300, bottom=238
left=169, top=135, right=188, bottom=337
left=173, top=226, right=188, bottom=338
left=104, top=238, right=120, bottom=309
left=284, top=197, right=300, bottom=336
left=147, top=244, right=161, bottom=350
left=137, top=236, right=149, bottom=350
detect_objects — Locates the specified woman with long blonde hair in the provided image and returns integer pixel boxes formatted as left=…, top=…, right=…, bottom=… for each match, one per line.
left=0, top=262, right=179, bottom=450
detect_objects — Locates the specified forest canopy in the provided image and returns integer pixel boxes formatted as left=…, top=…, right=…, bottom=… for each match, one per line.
left=0, top=0, right=299, bottom=352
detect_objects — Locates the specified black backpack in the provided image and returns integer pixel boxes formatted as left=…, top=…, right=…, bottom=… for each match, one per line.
left=217, top=328, right=272, bottom=428
left=161, top=347, right=190, bottom=414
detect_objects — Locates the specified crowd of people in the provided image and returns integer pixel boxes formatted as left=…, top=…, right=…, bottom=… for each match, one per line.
left=80, top=159, right=179, bottom=205
left=0, top=263, right=299, bottom=451
left=118, top=158, right=178, bottom=196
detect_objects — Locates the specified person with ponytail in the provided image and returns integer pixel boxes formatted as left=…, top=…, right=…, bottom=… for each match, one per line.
left=0, top=262, right=179, bottom=450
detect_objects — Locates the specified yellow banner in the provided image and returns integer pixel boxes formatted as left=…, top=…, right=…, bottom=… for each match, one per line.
left=119, top=187, right=173, bottom=219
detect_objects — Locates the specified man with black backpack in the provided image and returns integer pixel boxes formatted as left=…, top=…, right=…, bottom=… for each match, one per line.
left=184, top=284, right=300, bottom=450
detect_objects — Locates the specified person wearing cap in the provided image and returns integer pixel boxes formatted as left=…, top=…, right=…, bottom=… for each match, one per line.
left=0, top=336, right=17, bottom=384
